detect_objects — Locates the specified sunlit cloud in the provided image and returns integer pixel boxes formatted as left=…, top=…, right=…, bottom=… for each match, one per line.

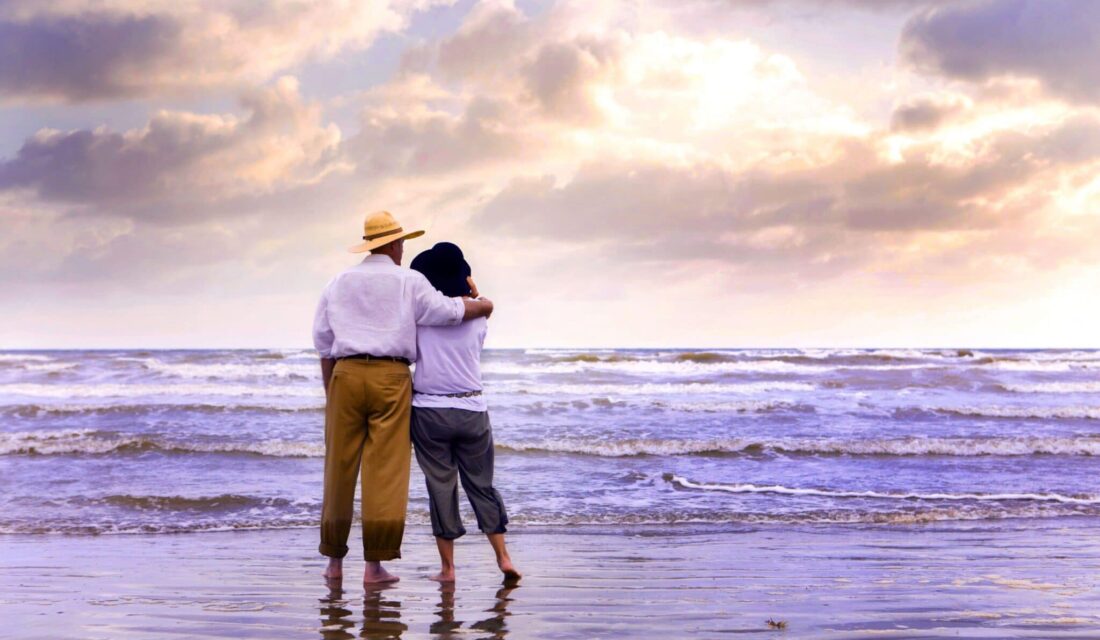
left=1, top=0, right=1098, bottom=347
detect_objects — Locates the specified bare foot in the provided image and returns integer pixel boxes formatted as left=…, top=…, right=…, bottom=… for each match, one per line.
left=363, top=561, right=400, bottom=585
left=323, top=557, right=343, bottom=579
left=498, top=556, right=522, bottom=582
left=429, top=569, right=456, bottom=583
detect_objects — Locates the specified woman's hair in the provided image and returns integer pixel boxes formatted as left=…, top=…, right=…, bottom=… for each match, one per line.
left=409, top=242, right=472, bottom=297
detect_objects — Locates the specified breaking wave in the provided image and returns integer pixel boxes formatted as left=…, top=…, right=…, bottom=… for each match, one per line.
left=5, top=503, right=1098, bottom=535
left=497, top=435, right=1100, bottom=457
left=0, top=430, right=323, bottom=457
left=931, top=405, right=1100, bottom=420
left=0, top=402, right=323, bottom=417
left=495, top=381, right=819, bottom=395
left=665, top=475, right=1100, bottom=505
left=0, top=383, right=324, bottom=399
left=132, top=359, right=318, bottom=380
left=1000, top=382, right=1100, bottom=394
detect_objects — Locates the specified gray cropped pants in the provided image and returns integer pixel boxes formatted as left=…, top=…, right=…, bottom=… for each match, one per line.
left=410, top=407, right=509, bottom=540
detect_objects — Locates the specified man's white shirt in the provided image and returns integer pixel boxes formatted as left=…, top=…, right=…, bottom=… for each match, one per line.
left=312, top=254, right=464, bottom=361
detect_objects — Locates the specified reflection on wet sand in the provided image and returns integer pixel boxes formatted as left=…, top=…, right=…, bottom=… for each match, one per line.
left=361, top=583, right=406, bottom=639
left=317, top=578, right=518, bottom=639
left=319, top=580, right=406, bottom=640
left=319, top=581, right=355, bottom=640
left=431, top=581, right=520, bottom=639
left=430, top=582, right=458, bottom=637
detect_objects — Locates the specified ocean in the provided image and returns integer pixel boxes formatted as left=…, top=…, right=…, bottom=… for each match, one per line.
left=3, top=348, right=1100, bottom=537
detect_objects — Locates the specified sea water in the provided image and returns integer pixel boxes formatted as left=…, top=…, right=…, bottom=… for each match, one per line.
left=3, top=348, right=1100, bottom=535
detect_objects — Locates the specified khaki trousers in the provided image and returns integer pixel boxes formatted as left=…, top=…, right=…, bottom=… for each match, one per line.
left=319, top=359, right=412, bottom=561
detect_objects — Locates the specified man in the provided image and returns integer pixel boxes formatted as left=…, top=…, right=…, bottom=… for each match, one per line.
left=312, top=210, right=494, bottom=585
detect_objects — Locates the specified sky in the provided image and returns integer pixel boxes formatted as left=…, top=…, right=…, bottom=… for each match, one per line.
left=1, top=0, right=1099, bottom=349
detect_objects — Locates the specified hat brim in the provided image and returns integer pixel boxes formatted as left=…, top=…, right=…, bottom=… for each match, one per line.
left=348, top=229, right=425, bottom=253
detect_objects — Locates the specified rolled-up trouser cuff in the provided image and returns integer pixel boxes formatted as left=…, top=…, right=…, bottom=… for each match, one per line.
left=481, top=523, right=507, bottom=535
left=319, top=542, right=349, bottom=558
left=364, top=548, right=401, bottom=562
left=435, top=528, right=467, bottom=540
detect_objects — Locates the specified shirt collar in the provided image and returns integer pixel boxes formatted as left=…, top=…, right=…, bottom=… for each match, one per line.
left=361, top=253, right=397, bottom=266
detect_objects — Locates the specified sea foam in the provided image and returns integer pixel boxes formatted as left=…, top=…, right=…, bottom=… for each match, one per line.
left=666, top=475, right=1100, bottom=504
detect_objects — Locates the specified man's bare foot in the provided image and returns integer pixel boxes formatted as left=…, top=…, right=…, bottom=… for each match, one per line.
left=429, top=569, right=456, bottom=583
left=363, top=561, right=400, bottom=585
left=323, top=557, right=343, bottom=579
left=498, top=556, right=522, bottom=582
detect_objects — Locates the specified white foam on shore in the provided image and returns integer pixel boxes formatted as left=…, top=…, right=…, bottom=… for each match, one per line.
left=4, top=503, right=1096, bottom=534
left=666, top=475, right=1100, bottom=505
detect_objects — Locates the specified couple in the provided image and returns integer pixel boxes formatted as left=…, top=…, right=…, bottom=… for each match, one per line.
left=311, top=210, right=520, bottom=585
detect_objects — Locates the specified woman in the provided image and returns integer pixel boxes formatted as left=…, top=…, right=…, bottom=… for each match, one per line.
left=410, top=242, right=521, bottom=583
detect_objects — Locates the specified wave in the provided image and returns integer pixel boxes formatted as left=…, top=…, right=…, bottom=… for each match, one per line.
left=6, top=503, right=1099, bottom=535
left=930, top=405, right=1100, bottom=420
left=495, top=381, right=818, bottom=396
left=21, top=362, right=79, bottom=373
left=484, top=360, right=827, bottom=376
left=0, top=354, right=52, bottom=362
left=1000, top=382, right=1100, bottom=394
left=0, top=430, right=323, bottom=457
left=11, top=428, right=1100, bottom=460
left=0, top=402, right=322, bottom=417
left=92, top=494, right=301, bottom=511
left=654, top=400, right=815, bottom=413
left=0, top=382, right=324, bottom=399
left=497, top=435, right=1100, bottom=457
left=665, top=475, right=1100, bottom=505
left=132, top=359, right=318, bottom=380
left=982, top=360, right=1100, bottom=372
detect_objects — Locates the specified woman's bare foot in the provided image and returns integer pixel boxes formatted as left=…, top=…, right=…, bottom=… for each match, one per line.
left=323, top=557, right=343, bottom=579
left=498, top=556, right=522, bottom=582
left=363, top=561, right=400, bottom=585
left=431, top=537, right=456, bottom=583
left=487, top=533, right=521, bottom=581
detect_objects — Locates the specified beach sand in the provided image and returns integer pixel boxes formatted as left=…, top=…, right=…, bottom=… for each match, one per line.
left=5, top=520, right=1100, bottom=639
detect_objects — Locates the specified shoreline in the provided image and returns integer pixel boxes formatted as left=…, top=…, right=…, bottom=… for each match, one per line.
left=5, top=519, right=1100, bottom=638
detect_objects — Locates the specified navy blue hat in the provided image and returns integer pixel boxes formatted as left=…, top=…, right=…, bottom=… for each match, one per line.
left=410, top=242, right=472, bottom=297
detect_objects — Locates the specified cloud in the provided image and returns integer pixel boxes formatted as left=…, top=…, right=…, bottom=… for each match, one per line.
left=901, top=0, right=1100, bottom=102
left=475, top=113, right=1100, bottom=277
left=347, top=76, right=536, bottom=178
left=0, top=77, right=346, bottom=217
left=890, top=93, right=970, bottom=132
left=0, top=1, right=433, bottom=102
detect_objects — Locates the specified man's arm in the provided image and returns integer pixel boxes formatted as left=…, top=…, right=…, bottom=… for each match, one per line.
left=320, top=357, right=336, bottom=393
left=462, top=297, right=493, bottom=321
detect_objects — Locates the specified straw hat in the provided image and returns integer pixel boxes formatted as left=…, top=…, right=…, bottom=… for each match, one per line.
left=348, top=211, right=425, bottom=253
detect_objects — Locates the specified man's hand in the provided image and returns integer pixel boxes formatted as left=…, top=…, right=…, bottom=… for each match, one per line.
left=467, top=276, right=480, bottom=299
left=320, top=357, right=335, bottom=394
left=462, top=297, right=493, bottom=320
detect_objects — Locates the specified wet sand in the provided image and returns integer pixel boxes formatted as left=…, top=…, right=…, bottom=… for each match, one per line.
left=4, top=520, right=1100, bottom=639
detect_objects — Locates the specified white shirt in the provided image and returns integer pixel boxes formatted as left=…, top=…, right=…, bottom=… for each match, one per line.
left=412, top=317, right=488, bottom=412
left=312, top=254, right=465, bottom=361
